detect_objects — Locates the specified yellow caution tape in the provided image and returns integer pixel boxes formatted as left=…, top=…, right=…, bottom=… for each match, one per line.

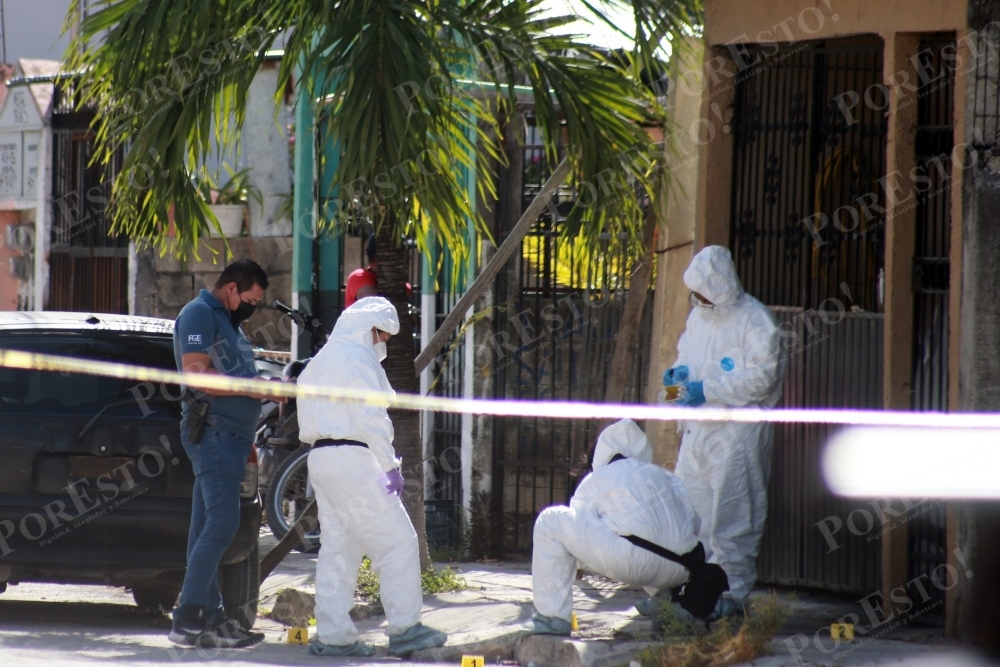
left=1, top=349, right=998, bottom=428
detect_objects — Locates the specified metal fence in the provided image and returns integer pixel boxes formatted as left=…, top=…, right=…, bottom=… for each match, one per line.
left=490, top=121, right=654, bottom=554
left=731, top=40, right=887, bottom=312
left=48, top=80, right=128, bottom=314
left=759, top=308, right=883, bottom=594
left=730, top=39, right=888, bottom=594
left=905, top=39, right=956, bottom=621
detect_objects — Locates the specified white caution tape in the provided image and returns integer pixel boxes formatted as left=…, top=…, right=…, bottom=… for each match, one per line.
left=0, top=349, right=996, bottom=428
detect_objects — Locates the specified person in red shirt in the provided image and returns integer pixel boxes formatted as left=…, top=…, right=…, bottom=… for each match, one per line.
left=345, top=234, right=379, bottom=307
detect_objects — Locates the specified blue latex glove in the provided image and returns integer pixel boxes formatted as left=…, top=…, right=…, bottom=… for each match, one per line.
left=662, top=365, right=689, bottom=386
left=384, top=468, right=404, bottom=496
left=678, top=381, right=705, bottom=407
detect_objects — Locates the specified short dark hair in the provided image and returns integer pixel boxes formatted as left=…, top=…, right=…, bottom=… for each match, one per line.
left=215, top=259, right=269, bottom=292
left=366, top=233, right=377, bottom=262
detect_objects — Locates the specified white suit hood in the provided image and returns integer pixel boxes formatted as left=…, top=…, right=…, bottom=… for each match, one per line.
left=683, top=246, right=743, bottom=307
left=297, top=296, right=401, bottom=473
left=592, top=419, right=653, bottom=471
left=331, top=296, right=400, bottom=346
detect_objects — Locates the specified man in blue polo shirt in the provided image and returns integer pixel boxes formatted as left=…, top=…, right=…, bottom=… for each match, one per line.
left=170, top=259, right=281, bottom=649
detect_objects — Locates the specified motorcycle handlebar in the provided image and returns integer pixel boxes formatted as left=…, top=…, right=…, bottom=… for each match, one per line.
left=272, top=301, right=329, bottom=345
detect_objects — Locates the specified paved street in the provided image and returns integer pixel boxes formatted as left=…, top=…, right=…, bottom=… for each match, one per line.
left=0, top=540, right=989, bottom=667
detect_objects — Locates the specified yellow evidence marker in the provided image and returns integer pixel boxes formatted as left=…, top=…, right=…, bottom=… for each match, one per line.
left=287, top=627, right=309, bottom=644
left=830, top=623, right=855, bottom=641
left=461, top=656, right=485, bottom=667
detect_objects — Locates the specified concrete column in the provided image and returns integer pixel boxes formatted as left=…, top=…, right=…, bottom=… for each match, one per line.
left=647, top=38, right=703, bottom=468
left=696, top=48, right=736, bottom=249
left=881, top=31, right=921, bottom=619
left=244, top=61, right=293, bottom=237
left=956, top=15, right=1000, bottom=649
left=945, top=27, right=970, bottom=641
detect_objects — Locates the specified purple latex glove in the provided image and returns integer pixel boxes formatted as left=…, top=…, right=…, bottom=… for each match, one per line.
left=383, top=468, right=404, bottom=496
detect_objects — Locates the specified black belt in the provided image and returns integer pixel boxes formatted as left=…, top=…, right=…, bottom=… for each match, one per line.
left=313, top=438, right=368, bottom=449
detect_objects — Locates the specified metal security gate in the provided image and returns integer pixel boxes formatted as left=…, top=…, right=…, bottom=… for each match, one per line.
left=906, top=39, right=955, bottom=619
left=759, top=308, right=883, bottom=593
left=730, top=39, right=887, bottom=593
left=49, top=80, right=128, bottom=314
left=491, top=121, right=654, bottom=554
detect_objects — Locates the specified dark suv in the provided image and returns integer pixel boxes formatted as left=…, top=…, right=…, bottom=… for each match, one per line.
left=0, top=312, right=262, bottom=628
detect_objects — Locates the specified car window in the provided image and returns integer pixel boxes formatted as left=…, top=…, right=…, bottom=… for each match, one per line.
left=0, top=331, right=181, bottom=416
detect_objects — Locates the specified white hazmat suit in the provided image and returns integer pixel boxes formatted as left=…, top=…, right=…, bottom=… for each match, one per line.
left=532, top=419, right=702, bottom=623
left=298, top=297, right=436, bottom=653
left=672, top=246, right=783, bottom=601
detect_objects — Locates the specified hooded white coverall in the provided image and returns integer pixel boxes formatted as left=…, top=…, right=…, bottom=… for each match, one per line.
left=673, top=246, right=783, bottom=601
left=297, top=297, right=422, bottom=646
left=532, top=419, right=701, bottom=622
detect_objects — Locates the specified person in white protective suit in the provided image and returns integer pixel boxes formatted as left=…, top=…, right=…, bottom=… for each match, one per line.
left=529, top=419, right=730, bottom=635
left=660, top=245, right=783, bottom=619
left=297, top=297, right=447, bottom=657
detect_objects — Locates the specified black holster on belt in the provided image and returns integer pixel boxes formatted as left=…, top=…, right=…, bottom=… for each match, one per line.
left=183, top=389, right=210, bottom=444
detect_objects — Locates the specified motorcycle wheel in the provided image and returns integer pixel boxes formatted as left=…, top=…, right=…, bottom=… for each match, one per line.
left=265, top=446, right=320, bottom=553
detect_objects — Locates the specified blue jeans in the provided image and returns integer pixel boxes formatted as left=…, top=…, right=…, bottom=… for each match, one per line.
left=178, top=426, right=249, bottom=611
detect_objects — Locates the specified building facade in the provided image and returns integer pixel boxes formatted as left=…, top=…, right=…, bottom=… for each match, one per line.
left=656, top=0, right=1000, bottom=638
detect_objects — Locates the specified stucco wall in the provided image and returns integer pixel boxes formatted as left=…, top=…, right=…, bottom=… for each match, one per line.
left=141, top=237, right=295, bottom=350
left=706, top=0, right=965, bottom=46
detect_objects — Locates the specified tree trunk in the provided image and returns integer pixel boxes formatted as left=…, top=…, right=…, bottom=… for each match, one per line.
left=376, top=216, right=431, bottom=570
left=603, top=202, right=659, bottom=405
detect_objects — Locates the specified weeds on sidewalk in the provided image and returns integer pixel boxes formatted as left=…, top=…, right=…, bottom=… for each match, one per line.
left=421, top=565, right=468, bottom=594
left=640, top=594, right=787, bottom=667
left=355, top=557, right=469, bottom=604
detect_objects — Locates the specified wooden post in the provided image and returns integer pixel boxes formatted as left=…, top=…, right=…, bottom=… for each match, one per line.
left=881, top=32, right=921, bottom=619
left=413, top=157, right=571, bottom=375
left=259, top=499, right=318, bottom=583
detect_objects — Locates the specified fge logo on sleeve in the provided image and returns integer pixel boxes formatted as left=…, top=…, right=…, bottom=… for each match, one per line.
left=188, top=334, right=203, bottom=344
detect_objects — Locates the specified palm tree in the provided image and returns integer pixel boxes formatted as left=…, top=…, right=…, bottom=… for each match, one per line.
left=65, top=0, right=703, bottom=566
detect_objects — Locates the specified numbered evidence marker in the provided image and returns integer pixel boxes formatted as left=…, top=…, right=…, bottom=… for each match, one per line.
left=461, top=656, right=485, bottom=667
left=287, top=627, right=309, bottom=644
left=830, top=623, right=855, bottom=641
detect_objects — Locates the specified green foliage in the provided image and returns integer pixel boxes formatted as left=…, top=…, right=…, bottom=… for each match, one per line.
left=355, top=556, right=467, bottom=603
left=420, top=565, right=468, bottom=594
left=63, top=0, right=704, bottom=261
left=194, top=165, right=264, bottom=207
left=355, top=557, right=382, bottom=604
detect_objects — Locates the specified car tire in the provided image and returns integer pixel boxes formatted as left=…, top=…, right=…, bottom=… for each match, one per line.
left=220, top=540, right=260, bottom=631
left=131, top=584, right=180, bottom=611
left=266, top=446, right=320, bottom=553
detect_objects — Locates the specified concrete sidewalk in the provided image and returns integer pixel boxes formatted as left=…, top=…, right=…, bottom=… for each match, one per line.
left=260, top=531, right=980, bottom=667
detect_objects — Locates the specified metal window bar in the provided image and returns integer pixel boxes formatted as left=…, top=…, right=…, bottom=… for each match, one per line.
left=904, top=39, right=955, bottom=623
left=732, top=39, right=887, bottom=594
left=491, top=116, right=654, bottom=555
left=970, top=23, right=1000, bottom=152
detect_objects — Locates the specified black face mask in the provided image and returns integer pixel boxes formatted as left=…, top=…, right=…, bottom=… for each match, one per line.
left=231, top=299, right=256, bottom=327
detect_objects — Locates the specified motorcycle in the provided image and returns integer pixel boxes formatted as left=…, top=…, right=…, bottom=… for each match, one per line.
left=256, top=301, right=328, bottom=552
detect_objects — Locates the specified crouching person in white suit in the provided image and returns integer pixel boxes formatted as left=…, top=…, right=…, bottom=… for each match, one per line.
left=529, top=419, right=730, bottom=635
